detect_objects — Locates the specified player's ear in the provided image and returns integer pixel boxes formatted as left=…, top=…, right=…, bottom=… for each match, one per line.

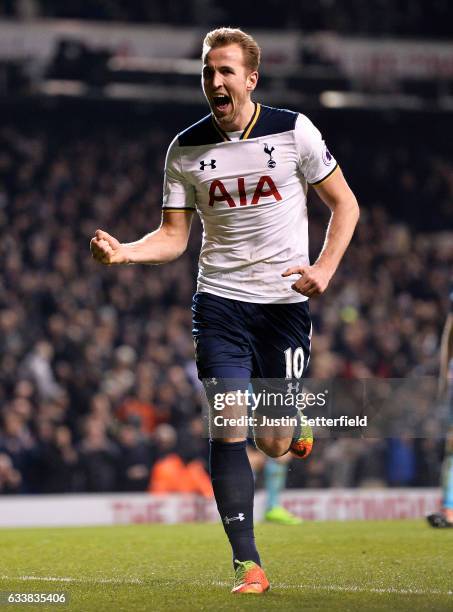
left=246, top=71, right=258, bottom=92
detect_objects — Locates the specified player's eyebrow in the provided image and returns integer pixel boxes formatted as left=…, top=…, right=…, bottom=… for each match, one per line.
left=202, top=65, right=235, bottom=76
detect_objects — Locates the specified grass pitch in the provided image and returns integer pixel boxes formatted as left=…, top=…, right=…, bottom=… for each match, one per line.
left=0, top=520, right=452, bottom=611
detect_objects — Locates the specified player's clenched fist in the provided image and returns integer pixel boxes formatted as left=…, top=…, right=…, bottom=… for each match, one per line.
left=282, top=264, right=332, bottom=298
left=90, top=229, right=129, bottom=265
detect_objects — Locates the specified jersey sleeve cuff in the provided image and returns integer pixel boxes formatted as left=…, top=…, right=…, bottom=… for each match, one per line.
left=162, top=206, right=196, bottom=212
left=308, top=163, right=339, bottom=186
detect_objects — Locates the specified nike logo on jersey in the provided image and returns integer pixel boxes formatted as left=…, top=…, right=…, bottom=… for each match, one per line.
left=200, top=159, right=216, bottom=170
left=208, top=175, right=282, bottom=208
left=224, top=513, right=245, bottom=524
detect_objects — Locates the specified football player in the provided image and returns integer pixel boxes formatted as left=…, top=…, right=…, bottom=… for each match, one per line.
left=91, top=27, right=359, bottom=593
left=427, top=283, right=453, bottom=528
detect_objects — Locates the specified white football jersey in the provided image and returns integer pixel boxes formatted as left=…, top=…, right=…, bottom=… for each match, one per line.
left=162, top=103, right=337, bottom=303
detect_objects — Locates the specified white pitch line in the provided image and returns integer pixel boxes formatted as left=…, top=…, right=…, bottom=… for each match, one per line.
left=0, top=575, right=143, bottom=585
left=0, top=575, right=452, bottom=597
left=275, top=582, right=453, bottom=596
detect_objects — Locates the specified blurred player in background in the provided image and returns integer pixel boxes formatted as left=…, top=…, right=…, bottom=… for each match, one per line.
left=247, top=449, right=302, bottom=525
left=90, top=27, right=359, bottom=593
left=427, top=283, right=453, bottom=528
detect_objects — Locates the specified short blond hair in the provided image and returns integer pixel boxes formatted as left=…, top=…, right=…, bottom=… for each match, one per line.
left=202, top=27, right=261, bottom=73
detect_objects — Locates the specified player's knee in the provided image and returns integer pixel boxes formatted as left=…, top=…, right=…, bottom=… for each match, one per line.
left=255, top=437, right=290, bottom=458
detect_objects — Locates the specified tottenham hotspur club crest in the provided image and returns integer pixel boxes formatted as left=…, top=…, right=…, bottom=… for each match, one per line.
left=263, top=143, right=276, bottom=168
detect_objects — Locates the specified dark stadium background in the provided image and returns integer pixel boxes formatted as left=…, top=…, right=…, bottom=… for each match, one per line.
left=0, top=0, right=452, bottom=498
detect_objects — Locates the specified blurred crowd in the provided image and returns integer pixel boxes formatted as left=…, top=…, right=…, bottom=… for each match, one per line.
left=0, top=103, right=451, bottom=495
left=0, top=0, right=451, bottom=39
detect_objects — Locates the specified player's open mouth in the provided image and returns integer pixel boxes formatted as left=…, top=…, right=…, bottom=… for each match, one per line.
left=213, top=95, right=231, bottom=112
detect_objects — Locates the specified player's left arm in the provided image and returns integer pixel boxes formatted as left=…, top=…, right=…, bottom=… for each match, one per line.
left=282, top=167, right=359, bottom=297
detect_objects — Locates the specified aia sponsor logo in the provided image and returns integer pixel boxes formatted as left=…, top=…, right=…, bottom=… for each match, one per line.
left=208, top=175, right=282, bottom=208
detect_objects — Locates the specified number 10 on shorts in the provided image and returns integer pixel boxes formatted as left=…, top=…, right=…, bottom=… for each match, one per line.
left=284, top=347, right=305, bottom=379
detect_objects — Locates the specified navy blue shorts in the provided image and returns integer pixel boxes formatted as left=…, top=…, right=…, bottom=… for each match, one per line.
left=192, top=291, right=311, bottom=381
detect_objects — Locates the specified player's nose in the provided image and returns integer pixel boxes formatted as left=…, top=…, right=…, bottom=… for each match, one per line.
left=211, top=71, right=224, bottom=89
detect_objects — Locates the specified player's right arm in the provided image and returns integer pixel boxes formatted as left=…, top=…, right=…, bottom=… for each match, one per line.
left=90, top=135, right=195, bottom=266
left=90, top=210, right=194, bottom=265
